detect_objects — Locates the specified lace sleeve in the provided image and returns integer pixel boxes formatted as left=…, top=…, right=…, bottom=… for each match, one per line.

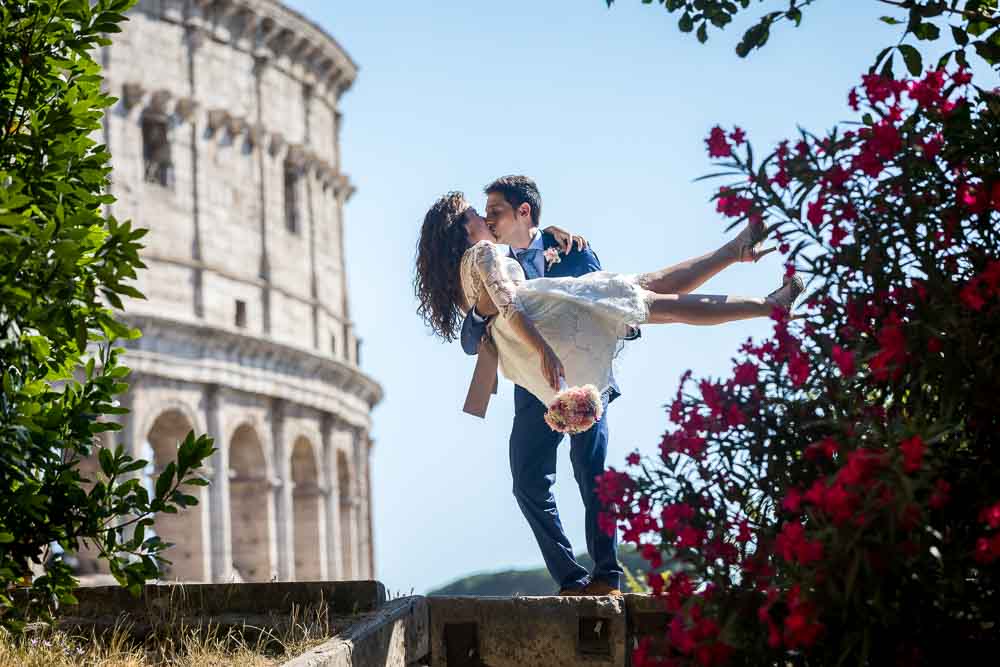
left=470, top=241, right=521, bottom=319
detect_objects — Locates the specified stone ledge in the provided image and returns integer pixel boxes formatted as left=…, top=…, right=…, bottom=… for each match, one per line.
left=49, top=581, right=386, bottom=637
left=427, top=595, right=627, bottom=667
left=281, top=596, right=429, bottom=667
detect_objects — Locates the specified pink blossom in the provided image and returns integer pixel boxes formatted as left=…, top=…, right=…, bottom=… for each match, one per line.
left=706, top=126, right=732, bottom=158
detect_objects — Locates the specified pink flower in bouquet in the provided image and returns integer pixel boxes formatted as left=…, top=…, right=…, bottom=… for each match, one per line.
left=543, top=384, right=603, bottom=434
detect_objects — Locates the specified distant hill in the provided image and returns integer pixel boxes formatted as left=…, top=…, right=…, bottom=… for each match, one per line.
left=427, top=547, right=680, bottom=596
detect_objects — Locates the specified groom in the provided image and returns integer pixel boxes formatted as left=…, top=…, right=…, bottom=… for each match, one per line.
left=461, top=175, right=626, bottom=596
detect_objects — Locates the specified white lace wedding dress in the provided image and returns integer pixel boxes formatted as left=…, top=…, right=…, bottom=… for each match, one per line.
left=460, top=240, right=651, bottom=406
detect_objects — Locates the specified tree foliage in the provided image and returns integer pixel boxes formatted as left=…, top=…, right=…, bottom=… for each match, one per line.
left=0, top=0, right=213, bottom=631
left=606, top=0, right=1000, bottom=65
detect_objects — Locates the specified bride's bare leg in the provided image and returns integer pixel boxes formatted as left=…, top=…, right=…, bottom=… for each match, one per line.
left=636, top=220, right=773, bottom=295
left=636, top=246, right=737, bottom=295
left=645, top=292, right=771, bottom=325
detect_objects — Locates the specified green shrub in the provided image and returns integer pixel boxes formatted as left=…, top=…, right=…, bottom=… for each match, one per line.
left=1, top=0, right=213, bottom=631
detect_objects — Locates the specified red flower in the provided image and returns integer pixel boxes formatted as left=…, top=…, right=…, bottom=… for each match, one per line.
left=979, top=501, right=1000, bottom=529
left=824, top=165, right=851, bottom=190
left=640, top=542, right=663, bottom=570
left=899, top=435, right=925, bottom=474
left=775, top=521, right=824, bottom=565
left=598, top=511, right=618, bottom=537
left=929, top=479, right=951, bottom=509
left=677, top=524, right=705, bottom=549
left=737, top=519, right=752, bottom=543
left=960, top=282, right=987, bottom=311
left=973, top=535, right=1000, bottom=564
left=661, top=503, right=695, bottom=532
left=729, top=126, right=746, bottom=145
left=783, top=587, right=824, bottom=649
left=595, top=468, right=635, bottom=505
left=716, top=188, right=753, bottom=217
left=861, top=73, right=898, bottom=104
left=869, top=314, right=907, bottom=382
left=927, top=336, right=943, bottom=354
left=626, top=451, right=641, bottom=466
left=848, top=87, right=860, bottom=111
left=952, top=68, right=973, bottom=85
left=706, top=126, right=732, bottom=158
left=805, top=437, right=839, bottom=462
left=807, top=196, right=826, bottom=228
left=732, top=361, right=759, bottom=386
left=725, top=403, right=746, bottom=427
left=921, top=132, right=944, bottom=159
left=958, top=182, right=987, bottom=213
left=788, top=352, right=810, bottom=387
left=781, top=488, right=803, bottom=513
left=831, top=345, right=855, bottom=376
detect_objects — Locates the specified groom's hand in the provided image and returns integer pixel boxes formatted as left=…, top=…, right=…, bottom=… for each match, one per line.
left=542, top=225, right=588, bottom=254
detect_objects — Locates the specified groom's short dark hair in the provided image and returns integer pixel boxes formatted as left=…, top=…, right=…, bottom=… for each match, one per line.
left=485, top=175, right=542, bottom=227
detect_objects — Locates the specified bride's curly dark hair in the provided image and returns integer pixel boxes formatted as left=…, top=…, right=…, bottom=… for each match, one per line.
left=414, top=191, right=472, bottom=341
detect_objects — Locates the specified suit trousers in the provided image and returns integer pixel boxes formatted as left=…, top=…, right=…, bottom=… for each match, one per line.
left=509, top=388, right=622, bottom=591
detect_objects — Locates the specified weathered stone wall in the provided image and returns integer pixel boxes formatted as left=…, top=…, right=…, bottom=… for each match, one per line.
left=90, top=0, right=380, bottom=584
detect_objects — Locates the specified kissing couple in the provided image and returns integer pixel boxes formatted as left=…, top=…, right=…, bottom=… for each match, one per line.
left=414, top=175, right=801, bottom=596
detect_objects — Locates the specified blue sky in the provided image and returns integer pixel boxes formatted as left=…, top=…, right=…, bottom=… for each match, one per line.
left=284, top=1, right=997, bottom=595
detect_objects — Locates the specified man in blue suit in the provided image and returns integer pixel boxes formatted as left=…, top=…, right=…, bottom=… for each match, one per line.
left=461, top=175, right=636, bottom=596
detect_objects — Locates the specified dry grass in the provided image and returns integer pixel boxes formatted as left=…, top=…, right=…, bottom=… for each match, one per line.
left=0, top=602, right=335, bottom=667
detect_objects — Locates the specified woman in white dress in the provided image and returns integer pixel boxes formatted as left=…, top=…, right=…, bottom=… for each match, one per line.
left=414, top=192, right=801, bottom=407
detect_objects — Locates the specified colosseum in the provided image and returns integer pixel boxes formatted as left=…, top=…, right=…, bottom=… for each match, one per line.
left=86, top=0, right=381, bottom=583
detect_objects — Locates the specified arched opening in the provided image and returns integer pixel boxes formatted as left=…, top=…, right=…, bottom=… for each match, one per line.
left=147, top=409, right=205, bottom=582
left=291, top=437, right=322, bottom=580
left=337, top=450, right=353, bottom=579
left=72, top=434, right=112, bottom=576
left=229, top=424, right=272, bottom=582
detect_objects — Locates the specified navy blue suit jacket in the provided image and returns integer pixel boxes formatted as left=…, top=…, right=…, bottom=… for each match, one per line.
left=459, top=232, right=622, bottom=412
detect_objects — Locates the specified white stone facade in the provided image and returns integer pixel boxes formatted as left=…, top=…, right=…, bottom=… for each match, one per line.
left=92, top=0, right=381, bottom=583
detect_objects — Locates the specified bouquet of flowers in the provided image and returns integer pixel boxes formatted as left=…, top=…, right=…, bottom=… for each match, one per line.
left=544, top=384, right=604, bottom=434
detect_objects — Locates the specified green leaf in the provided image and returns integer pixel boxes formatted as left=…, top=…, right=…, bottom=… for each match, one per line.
left=913, top=22, right=941, bottom=41
left=98, top=448, right=114, bottom=476
left=155, top=462, right=176, bottom=500
left=951, top=24, right=969, bottom=46
left=898, top=44, right=923, bottom=75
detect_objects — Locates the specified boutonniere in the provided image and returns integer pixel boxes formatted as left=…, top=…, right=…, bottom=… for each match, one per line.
left=543, top=247, right=562, bottom=270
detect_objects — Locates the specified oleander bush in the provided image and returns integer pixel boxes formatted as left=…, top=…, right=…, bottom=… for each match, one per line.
left=601, top=1, right=1000, bottom=664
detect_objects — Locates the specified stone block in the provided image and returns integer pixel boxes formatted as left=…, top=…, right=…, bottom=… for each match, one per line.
left=625, top=593, right=672, bottom=663
left=281, top=596, right=429, bottom=667
left=427, top=596, right=626, bottom=667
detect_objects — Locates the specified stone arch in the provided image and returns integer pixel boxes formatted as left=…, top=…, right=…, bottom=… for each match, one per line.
left=138, top=398, right=205, bottom=456
left=72, top=433, right=113, bottom=576
left=229, top=423, right=273, bottom=582
left=147, top=408, right=206, bottom=582
left=337, top=449, right=354, bottom=579
left=291, top=436, right=323, bottom=580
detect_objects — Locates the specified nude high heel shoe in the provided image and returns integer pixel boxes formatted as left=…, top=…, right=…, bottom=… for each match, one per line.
left=766, top=273, right=805, bottom=311
left=730, top=219, right=777, bottom=263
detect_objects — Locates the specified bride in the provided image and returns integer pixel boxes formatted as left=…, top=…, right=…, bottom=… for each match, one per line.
left=414, top=191, right=802, bottom=409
